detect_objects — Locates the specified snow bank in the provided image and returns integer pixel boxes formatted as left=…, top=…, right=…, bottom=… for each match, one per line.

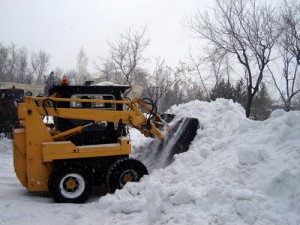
left=0, top=99, right=299, bottom=225
left=95, top=99, right=300, bottom=224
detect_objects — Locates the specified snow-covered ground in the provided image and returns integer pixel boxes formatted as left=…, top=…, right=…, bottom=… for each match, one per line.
left=0, top=99, right=299, bottom=225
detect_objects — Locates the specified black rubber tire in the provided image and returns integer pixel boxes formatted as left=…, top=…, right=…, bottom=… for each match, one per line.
left=48, top=161, right=94, bottom=203
left=106, top=158, right=148, bottom=193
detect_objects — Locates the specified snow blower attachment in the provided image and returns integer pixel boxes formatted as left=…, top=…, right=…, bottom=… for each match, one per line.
left=13, top=84, right=199, bottom=203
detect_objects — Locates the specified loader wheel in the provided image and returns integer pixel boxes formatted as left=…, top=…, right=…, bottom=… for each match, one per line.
left=106, top=158, right=148, bottom=193
left=48, top=161, right=93, bottom=203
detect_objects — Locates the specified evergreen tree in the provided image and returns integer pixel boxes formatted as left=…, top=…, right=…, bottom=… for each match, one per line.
left=251, top=82, right=272, bottom=120
left=210, top=79, right=234, bottom=101
left=233, top=78, right=248, bottom=108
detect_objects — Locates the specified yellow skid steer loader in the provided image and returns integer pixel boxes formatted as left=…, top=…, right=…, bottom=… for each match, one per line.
left=13, top=84, right=198, bottom=203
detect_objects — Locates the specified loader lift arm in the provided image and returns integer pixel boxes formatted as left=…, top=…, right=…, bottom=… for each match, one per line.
left=19, top=96, right=169, bottom=141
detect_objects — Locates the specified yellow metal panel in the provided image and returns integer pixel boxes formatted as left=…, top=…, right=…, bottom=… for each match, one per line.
left=21, top=99, right=53, bottom=192
left=13, top=128, right=27, bottom=187
left=42, top=138, right=131, bottom=162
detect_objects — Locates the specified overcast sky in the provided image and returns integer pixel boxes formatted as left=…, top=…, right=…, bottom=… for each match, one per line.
left=0, top=0, right=212, bottom=73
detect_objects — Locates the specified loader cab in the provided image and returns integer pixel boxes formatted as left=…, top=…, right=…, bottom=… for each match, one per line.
left=49, top=84, right=130, bottom=146
left=70, top=94, right=116, bottom=109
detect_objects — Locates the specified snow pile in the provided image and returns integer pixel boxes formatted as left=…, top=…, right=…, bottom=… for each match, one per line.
left=93, top=99, right=300, bottom=225
left=0, top=99, right=300, bottom=225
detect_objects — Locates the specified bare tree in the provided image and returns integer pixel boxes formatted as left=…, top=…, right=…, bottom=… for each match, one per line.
left=53, top=67, right=64, bottom=79
left=0, top=44, right=9, bottom=82
left=16, top=47, right=33, bottom=84
left=76, top=47, right=90, bottom=85
left=31, top=50, right=50, bottom=85
left=282, top=0, right=300, bottom=65
left=94, top=57, right=119, bottom=82
left=0, top=43, right=52, bottom=85
left=185, top=79, right=206, bottom=102
left=65, top=69, right=77, bottom=85
left=131, top=67, right=149, bottom=88
left=186, top=0, right=280, bottom=117
left=5, top=43, right=18, bottom=82
left=146, top=57, right=178, bottom=108
left=188, top=53, right=211, bottom=101
left=106, top=26, right=150, bottom=94
left=269, top=0, right=300, bottom=111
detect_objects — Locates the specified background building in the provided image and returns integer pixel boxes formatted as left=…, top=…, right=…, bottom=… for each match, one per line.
left=0, top=82, right=44, bottom=96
